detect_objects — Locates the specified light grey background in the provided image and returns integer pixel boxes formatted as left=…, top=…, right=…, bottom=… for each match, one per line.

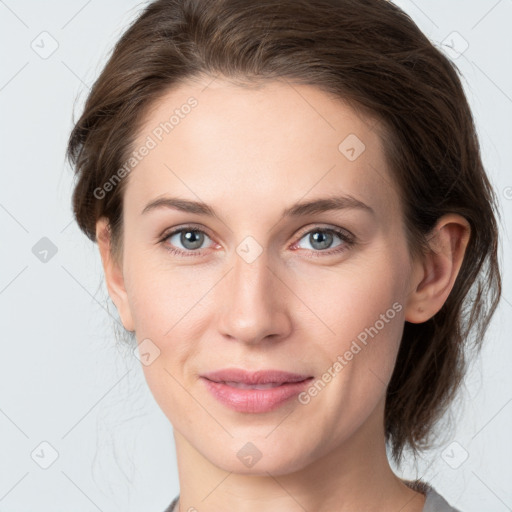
left=0, top=1, right=511, bottom=510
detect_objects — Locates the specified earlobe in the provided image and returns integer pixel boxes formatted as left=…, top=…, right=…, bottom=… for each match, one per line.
left=404, top=214, right=471, bottom=324
left=96, top=217, right=135, bottom=332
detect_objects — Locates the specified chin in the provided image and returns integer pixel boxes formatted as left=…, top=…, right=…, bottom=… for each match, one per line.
left=202, top=433, right=318, bottom=476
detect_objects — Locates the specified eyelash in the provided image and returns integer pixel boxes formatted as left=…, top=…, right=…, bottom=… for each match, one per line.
left=159, top=224, right=355, bottom=259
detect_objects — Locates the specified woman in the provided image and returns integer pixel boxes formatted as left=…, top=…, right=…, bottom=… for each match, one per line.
left=66, top=0, right=501, bottom=510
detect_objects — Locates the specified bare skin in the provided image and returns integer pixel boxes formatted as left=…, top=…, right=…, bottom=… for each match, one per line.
left=96, top=76, right=470, bottom=512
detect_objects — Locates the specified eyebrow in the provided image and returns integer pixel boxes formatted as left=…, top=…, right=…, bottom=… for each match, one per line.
left=141, top=194, right=374, bottom=218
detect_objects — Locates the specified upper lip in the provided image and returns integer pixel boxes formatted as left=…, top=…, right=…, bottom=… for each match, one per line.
left=201, top=368, right=312, bottom=385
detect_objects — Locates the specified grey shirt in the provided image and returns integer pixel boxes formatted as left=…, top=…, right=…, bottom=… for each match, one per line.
left=163, top=482, right=460, bottom=511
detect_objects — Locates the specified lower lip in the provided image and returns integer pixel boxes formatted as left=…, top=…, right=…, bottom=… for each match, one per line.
left=201, top=377, right=313, bottom=413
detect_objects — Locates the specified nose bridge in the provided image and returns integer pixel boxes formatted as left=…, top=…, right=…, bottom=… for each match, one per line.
left=217, top=241, right=291, bottom=344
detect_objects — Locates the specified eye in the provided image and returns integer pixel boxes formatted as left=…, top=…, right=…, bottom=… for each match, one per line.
left=291, top=227, right=354, bottom=257
left=160, top=225, right=215, bottom=256
left=159, top=225, right=355, bottom=258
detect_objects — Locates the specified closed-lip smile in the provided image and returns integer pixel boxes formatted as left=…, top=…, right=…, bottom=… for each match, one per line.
left=200, top=368, right=313, bottom=413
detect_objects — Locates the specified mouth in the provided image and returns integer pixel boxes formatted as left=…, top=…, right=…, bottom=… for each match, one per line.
left=200, top=368, right=313, bottom=413
left=201, top=368, right=312, bottom=385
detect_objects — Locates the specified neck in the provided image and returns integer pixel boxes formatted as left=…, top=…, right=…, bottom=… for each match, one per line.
left=172, top=400, right=425, bottom=512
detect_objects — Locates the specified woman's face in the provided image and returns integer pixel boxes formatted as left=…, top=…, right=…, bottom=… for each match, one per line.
left=106, top=78, right=420, bottom=475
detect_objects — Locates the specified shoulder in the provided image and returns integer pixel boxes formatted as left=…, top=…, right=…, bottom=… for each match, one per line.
left=423, top=486, right=461, bottom=512
left=404, top=479, right=461, bottom=512
left=163, top=487, right=462, bottom=512
left=162, top=494, right=179, bottom=512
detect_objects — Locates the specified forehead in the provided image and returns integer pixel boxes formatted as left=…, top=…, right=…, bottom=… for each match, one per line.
left=126, top=78, right=401, bottom=223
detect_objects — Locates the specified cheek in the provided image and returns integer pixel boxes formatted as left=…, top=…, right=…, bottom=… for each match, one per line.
left=123, top=260, right=207, bottom=422
left=292, top=252, right=406, bottom=350
left=296, top=259, right=408, bottom=455
left=291, top=251, right=408, bottom=415
left=123, top=245, right=199, bottom=333
left=124, top=256, right=217, bottom=376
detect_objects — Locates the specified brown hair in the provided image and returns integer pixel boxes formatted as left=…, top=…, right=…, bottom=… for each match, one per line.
left=66, top=0, right=502, bottom=463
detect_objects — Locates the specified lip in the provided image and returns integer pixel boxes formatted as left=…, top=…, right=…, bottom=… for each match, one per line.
left=201, top=368, right=311, bottom=385
left=200, top=368, right=313, bottom=413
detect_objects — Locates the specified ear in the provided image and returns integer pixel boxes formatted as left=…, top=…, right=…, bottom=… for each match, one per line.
left=404, top=213, right=471, bottom=324
left=96, top=217, right=135, bottom=332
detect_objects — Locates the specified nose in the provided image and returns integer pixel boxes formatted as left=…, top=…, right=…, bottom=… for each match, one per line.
left=217, top=246, right=292, bottom=345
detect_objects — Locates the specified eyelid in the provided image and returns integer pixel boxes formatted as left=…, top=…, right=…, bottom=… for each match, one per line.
left=159, top=223, right=214, bottom=241
left=294, top=223, right=354, bottom=242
